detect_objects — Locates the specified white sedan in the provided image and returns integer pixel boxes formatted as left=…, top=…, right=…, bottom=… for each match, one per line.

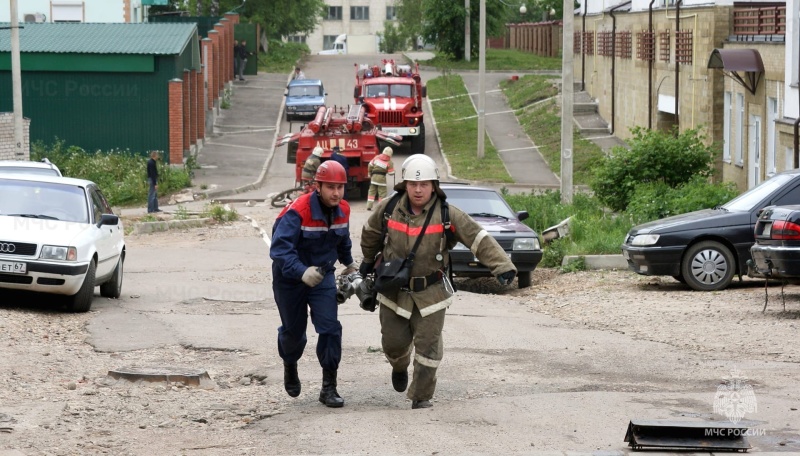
left=0, top=174, right=125, bottom=312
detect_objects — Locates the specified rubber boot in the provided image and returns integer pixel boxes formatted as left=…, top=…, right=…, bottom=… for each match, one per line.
left=284, top=362, right=301, bottom=398
left=319, top=369, right=344, bottom=408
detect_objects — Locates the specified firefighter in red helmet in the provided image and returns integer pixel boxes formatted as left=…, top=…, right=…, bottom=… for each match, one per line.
left=270, top=160, right=357, bottom=408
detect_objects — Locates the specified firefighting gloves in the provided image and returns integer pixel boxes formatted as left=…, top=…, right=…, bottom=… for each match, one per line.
left=497, top=270, right=516, bottom=285
left=342, top=262, right=358, bottom=276
left=302, top=267, right=324, bottom=287
left=359, top=261, right=375, bottom=277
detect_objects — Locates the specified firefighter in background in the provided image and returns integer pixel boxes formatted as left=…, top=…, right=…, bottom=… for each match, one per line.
left=366, top=146, right=395, bottom=211
left=301, top=146, right=324, bottom=192
left=270, top=160, right=357, bottom=408
left=359, top=154, right=517, bottom=409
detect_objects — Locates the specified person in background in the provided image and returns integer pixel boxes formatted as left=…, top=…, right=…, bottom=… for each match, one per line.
left=237, top=40, right=251, bottom=81
left=146, top=150, right=162, bottom=213
left=358, top=154, right=517, bottom=410
left=270, top=160, right=357, bottom=408
left=366, top=146, right=395, bottom=211
left=329, top=146, right=350, bottom=200
left=300, top=146, right=324, bottom=192
left=292, top=67, right=306, bottom=80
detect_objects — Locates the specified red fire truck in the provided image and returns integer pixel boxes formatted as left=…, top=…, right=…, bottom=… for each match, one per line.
left=353, top=59, right=426, bottom=155
left=276, top=105, right=403, bottom=199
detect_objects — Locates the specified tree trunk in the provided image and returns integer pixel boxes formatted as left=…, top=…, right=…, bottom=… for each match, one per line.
left=195, top=0, right=202, bottom=16
left=210, top=0, right=219, bottom=16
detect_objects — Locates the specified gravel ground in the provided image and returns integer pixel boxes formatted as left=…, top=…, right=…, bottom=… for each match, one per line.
left=2, top=219, right=799, bottom=454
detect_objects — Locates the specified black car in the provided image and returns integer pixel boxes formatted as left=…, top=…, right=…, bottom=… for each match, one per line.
left=440, top=184, right=543, bottom=288
left=749, top=205, right=800, bottom=278
left=621, top=169, right=800, bottom=291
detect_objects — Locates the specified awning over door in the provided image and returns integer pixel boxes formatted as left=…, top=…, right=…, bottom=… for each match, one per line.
left=707, top=49, right=764, bottom=95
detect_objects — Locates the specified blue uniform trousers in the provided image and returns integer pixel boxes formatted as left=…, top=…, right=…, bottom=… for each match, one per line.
left=273, top=266, right=342, bottom=371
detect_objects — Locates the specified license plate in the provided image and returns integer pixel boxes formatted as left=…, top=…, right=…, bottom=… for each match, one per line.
left=763, top=223, right=772, bottom=237
left=0, top=260, right=26, bottom=274
left=382, top=128, right=401, bottom=134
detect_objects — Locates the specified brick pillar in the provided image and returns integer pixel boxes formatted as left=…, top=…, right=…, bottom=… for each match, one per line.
left=224, top=15, right=240, bottom=82
left=189, top=69, right=198, bottom=146
left=208, top=30, right=220, bottom=103
left=183, top=70, right=192, bottom=151
left=202, top=38, right=214, bottom=110
left=196, top=69, right=205, bottom=141
left=168, top=79, right=184, bottom=165
left=220, top=18, right=231, bottom=83
left=214, top=24, right=226, bottom=86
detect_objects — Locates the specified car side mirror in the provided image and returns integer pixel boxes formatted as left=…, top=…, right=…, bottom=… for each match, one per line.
left=517, top=211, right=529, bottom=222
left=98, top=213, right=119, bottom=227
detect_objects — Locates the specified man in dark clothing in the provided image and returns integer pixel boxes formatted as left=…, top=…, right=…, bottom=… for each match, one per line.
left=147, top=151, right=161, bottom=213
left=330, top=146, right=349, bottom=200
left=233, top=40, right=240, bottom=78
left=237, top=40, right=251, bottom=81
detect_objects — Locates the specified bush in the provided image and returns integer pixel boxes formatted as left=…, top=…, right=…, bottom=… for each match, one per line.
left=591, top=127, right=716, bottom=212
left=626, top=176, right=740, bottom=224
left=31, top=140, right=192, bottom=207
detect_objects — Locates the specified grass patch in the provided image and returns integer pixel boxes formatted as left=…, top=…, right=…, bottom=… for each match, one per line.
left=427, top=74, right=512, bottom=183
left=258, top=40, right=309, bottom=74
left=32, top=140, right=192, bottom=207
left=420, top=48, right=562, bottom=72
left=505, top=75, right=605, bottom=185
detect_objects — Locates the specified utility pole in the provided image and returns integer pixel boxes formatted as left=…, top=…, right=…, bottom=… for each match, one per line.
left=10, top=0, right=25, bottom=156
left=477, top=0, right=486, bottom=158
left=560, top=0, right=574, bottom=202
left=464, top=0, right=471, bottom=62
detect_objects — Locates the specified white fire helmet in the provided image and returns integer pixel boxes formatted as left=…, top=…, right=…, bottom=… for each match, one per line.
left=312, top=146, right=324, bottom=157
left=394, top=154, right=446, bottom=198
left=382, top=146, right=394, bottom=157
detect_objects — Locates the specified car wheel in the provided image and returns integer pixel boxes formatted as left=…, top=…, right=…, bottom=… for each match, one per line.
left=68, top=260, right=96, bottom=312
left=680, top=241, right=735, bottom=291
left=100, top=254, right=124, bottom=299
left=517, top=271, right=532, bottom=288
left=410, top=123, right=426, bottom=155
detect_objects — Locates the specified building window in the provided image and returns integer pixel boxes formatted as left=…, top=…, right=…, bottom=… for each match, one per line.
left=351, top=6, right=369, bottom=20
left=286, top=35, right=306, bottom=44
left=386, top=6, right=397, bottom=20
left=736, top=93, right=744, bottom=166
left=326, top=6, right=342, bottom=20
left=52, top=0, right=84, bottom=22
left=723, top=91, right=731, bottom=162
left=767, top=97, right=777, bottom=176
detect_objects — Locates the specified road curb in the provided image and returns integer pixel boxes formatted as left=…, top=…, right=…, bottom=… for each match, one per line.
left=133, top=218, right=213, bottom=235
left=563, top=254, right=628, bottom=270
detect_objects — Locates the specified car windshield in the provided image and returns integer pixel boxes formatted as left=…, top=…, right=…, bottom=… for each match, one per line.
left=365, top=84, right=412, bottom=98
left=0, top=179, right=88, bottom=223
left=444, top=188, right=516, bottom=219
left=723, top=173, right=796, bottom=212
left=0, top=166, right=59, bottom=176
left=288, top=85, right=321, bottom=97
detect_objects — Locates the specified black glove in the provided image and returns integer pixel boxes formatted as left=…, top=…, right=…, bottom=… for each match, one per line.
left=497, top=270, right=516, bottom=285
left=359, top=261, right=375, bottom=277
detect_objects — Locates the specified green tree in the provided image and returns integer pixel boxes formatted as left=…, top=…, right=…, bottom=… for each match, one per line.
left=591, top=127, right=716, bottom=212
left=397, top=0, right=424, bottom=50
left=421, top=0, right=507, bottom=60
left=378, top=22, right=407, bottom=53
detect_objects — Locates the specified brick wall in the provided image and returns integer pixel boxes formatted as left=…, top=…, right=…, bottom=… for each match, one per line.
left=168, top=79, right=183, bottom=165
left=196, top=70, right=205, bottom=142
left=203, top=38, right=215, bottom=110
left=0, top=113, right=31, bottom=160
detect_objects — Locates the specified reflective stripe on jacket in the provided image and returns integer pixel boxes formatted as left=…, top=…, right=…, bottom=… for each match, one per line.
left=271, top=191, right=353, bottom=282
left=360, top=193, right=515, bottom=318
left=368, top=154, right=395, bottom=186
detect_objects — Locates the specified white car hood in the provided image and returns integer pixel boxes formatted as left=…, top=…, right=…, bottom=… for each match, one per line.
left=0, top=216, right=93, bottom=245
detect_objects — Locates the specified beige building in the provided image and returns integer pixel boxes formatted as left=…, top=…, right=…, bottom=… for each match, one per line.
left=574, top=0, right=798, bottom=191
left=287, top=0, right=399, bottom=54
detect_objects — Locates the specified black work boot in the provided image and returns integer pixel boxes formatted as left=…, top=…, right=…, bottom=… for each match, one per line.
left=284, top=363, right=301, bottom=398
left=391, top=369, right=408, bottom=392
left=319, top=369, right=344, bottom=408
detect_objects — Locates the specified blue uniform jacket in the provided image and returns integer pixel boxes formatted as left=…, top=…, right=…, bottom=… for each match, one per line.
left=270, top=191, right=353, bottom=282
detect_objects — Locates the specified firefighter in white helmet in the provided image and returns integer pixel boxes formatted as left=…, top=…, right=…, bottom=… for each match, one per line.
left=366, top=146, right=395, bottom=210
left=301, top=146, right=324, bottom=191
left=359, top=154, right=517, bottom=409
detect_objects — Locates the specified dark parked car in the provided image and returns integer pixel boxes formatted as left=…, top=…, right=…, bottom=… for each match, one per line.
left=441, top=184, right=543, bottom=288
left=621, top=169, right=800, bottom=291
left=749, top=205, right=800, bottom=278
